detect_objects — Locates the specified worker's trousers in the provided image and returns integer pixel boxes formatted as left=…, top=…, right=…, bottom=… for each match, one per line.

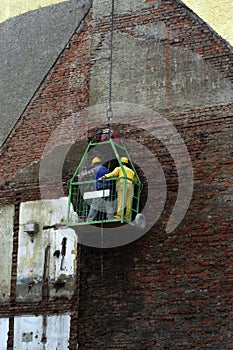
left=87, top=197, right=114, bottom=221
left=115, top=184, right=133, bottom=220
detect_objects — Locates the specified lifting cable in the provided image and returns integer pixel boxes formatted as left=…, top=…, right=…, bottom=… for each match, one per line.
left=101, top=0, right=115, bottom=277
left=100, top=223, right=104, bottom=277
left=107, top=0, right=115, bottom=134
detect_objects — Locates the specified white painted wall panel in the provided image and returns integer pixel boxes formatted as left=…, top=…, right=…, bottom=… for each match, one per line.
left=14, top=315, right=43, bottom=350
left=0, top=318, right=9, bottom=350
left=14, top=315, right=70, bottom=350
left=46, top=315, right=71, bottom=349
left=49, top=228, right=76, bottom=280
left=0, top=204, right=14, bottom=302
left=17, top=198, right=77, bottom=301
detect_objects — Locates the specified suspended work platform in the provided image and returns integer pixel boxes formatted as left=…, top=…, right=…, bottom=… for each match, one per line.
left=67, top=138, right=143, bottom=228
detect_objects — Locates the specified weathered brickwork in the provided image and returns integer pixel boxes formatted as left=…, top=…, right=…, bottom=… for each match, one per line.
left=0, top=11, right=92, bottom=185
left=77, top=106, right=232, bottom=349
left=0, top=10, right=92, bottom=350
left=0, top=1, right=232, bottom=349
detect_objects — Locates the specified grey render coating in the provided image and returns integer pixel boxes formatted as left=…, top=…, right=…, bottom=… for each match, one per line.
left=0, top=0, right=92, bottom=146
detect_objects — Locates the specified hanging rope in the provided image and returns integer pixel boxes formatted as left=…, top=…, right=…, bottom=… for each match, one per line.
left=100, top=0, right=115, bottom=277
left=100, top=223, right=104, bottom=277
left=107, top=0, right=115, bottom=133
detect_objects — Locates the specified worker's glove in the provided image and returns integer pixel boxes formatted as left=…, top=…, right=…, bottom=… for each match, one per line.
left=97, top=177, right=104, bottom=182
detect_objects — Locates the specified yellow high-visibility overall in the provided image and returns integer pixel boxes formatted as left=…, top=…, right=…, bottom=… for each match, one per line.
left=104, top=165, right=137, bottom=220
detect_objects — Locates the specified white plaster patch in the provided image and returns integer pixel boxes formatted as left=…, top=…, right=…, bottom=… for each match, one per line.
left=49, top=227, right=77, bottom=280
left=17, top=198, right=77, bottom=300
left=0, top=204, right=14, bottom=302
left=0, top=317, right=9, bottom=349
left=14, top=314, right=70, bottom=349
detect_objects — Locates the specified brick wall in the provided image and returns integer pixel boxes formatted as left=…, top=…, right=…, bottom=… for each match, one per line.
left=76, top=105, right=232, bottom=348
left=77, top=1, right=233, bottom=348
left=0, top=10, right=92, bottom=186
left=0, top=1, right=232, bottom=349
left=0, top=9, right=92, bottom=350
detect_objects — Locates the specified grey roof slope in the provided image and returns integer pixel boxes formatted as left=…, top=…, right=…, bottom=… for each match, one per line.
left=0, top=0, right=92, bottom=146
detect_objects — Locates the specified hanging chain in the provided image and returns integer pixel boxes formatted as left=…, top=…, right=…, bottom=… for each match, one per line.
left=107, top=0, right=115, bottom=131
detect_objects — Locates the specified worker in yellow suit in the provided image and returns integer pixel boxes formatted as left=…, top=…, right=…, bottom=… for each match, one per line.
left=99, top=157, right=137, bottom=221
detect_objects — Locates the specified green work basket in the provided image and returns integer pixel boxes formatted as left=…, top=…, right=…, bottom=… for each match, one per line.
left=67, top=138, right=144, bottom=227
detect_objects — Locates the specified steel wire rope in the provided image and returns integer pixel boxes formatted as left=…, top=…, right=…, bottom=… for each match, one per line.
left=100, top=222, right=104, bottom=277
left=100, top=0, right=115, bottom=274
left=107, top=0, right=115, bottom=134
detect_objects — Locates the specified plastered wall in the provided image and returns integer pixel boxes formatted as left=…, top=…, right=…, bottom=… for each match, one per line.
left=13, top=315, right=70, bottom=349
left=0, top=205, right=14, bottom=302
left=184, top=0, right=233, bottom=45
left=17, top=198, right=78, bottom=301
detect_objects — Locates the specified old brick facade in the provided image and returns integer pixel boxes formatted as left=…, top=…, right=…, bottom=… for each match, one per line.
left=0, top=0, right=232, bottom=349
